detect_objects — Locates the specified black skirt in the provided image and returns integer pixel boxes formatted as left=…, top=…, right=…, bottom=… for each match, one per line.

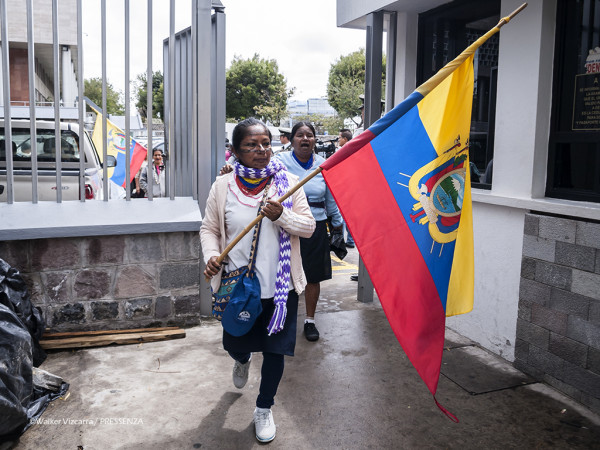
left=223, top=290, right=299, bottom=356
left=300, top=219, right=332, bottom=283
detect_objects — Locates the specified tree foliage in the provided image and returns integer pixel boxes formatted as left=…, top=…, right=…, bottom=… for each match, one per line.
left=292, top=114, right=345, bottom=136
left=226, top=54, right=293, bottom=124
left=84, top=77, right=124, bottom=115
left=135, top=71, right=164, bottom=120
left=253, top=82, right=293, bottom=126
left=326, top=49, right=386, bottom=125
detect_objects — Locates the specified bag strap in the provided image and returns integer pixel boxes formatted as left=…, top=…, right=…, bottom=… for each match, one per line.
left=246, top=178, right=272, bottom=274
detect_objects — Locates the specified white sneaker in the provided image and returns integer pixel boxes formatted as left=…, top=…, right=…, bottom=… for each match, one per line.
left=253, top=407, right=276, bottom=443
left=232, top=355, right=251, bottom=389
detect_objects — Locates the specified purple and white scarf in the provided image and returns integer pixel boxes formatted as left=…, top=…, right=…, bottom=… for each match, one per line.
left=233, top=159, right=292, bottom=335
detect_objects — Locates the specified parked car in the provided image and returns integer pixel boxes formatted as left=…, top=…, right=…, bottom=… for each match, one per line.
left=0, top=120, right=116, bottom=202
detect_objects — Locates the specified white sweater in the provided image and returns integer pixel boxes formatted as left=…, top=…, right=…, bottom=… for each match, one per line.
left=200, top=171, right=316, bottom=295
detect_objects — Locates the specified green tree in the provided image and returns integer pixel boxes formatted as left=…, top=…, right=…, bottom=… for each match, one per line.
left=293, top=114, right=345, bottom=136
left=321, top=115, right=345, bottom=136
left=226, top=54, right=293, bottom=123
left=253, top=82, right=294, bottom=126
left=84, top=77, right=124, bottom=115
left=326, top=49, right=386, bottom=126
left=135, top=71, right=164, bottom=120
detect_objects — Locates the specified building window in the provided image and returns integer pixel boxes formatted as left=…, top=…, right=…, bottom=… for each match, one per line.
left=547, top=0, right=600, bottom=203
left=417, top=0, right=500, bottom=189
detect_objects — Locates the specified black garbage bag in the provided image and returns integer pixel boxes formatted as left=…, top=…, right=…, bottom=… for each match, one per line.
left=330, top=228, right=348, bottom=260
left=0, top=303, right=69, bottom=441
left=0, top=303, right=34, bottom=438
left=0, top=259, right=46, bottom=366
left=0, top=258, right=68, bottom=441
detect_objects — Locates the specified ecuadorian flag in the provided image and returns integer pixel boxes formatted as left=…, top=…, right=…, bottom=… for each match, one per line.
left=321, top=41, right=483, bottom=405
left=91, top=112, right=148, bottom=188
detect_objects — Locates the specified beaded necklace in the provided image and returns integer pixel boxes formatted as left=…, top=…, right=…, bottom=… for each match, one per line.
left=233, top=159, right=292, bottom=336
left=152, top=164, right=164, bottom=185
left=234, top=175, right=270, bottom=197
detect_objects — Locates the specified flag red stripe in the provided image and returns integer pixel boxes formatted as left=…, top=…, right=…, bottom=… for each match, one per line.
left=321, top=130, right=376, bottom=170
left=323, top=144, right=446, bottom=394
left=122, top=143, right=148, bottom=188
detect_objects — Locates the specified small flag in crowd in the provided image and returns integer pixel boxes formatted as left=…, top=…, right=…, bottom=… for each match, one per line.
left=91, top=111, right=147, bottom=188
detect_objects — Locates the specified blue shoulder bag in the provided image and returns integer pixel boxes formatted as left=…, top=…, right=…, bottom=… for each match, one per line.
left=212, top=181, right=271, bottom=336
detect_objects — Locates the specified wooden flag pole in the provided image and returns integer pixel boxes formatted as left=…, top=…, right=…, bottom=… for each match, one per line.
left=213, top=166, right=323, bottom=266
left=499, top=2, right=527, bottom=26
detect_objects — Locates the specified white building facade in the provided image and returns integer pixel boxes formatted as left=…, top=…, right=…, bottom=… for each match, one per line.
left=337, top=0, right=600, bottom=413
left=287, top=97, right=338, bottom=117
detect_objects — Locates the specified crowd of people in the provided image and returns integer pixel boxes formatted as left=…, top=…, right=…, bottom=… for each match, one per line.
left=201, top=117, right=360, bottom=443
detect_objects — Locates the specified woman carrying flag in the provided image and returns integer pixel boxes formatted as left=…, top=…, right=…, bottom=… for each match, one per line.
left=201, top=118, right=315, bottom=443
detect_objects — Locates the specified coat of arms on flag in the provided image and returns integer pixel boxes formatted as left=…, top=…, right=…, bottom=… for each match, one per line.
left=404, top=136, right=468, bottom=251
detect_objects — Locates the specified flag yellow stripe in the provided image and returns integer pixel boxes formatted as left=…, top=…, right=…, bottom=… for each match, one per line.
left=447, top=162, right=474, bottom=316
left=416, top=56, right=475, bottom=317
left=417, top=56, right=474, bottom=153
left=91, top=110, right=128, bottom=179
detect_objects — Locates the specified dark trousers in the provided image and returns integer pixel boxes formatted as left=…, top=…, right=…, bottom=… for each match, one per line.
left=228, top=351, right=284, bottom=409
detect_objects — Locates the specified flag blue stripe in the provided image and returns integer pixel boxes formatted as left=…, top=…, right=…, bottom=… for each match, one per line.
left=111, top=153, right=128, bottom=186
left=370, top=105, right=455, bottom=311
left=369, top=91, right=424, bottom=137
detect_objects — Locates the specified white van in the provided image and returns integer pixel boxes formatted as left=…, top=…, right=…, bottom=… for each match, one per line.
left=0, top=120, right=116, bottom=202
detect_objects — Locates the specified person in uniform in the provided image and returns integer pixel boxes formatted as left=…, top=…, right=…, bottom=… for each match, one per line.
left=278, top=127, right=292, bottom=152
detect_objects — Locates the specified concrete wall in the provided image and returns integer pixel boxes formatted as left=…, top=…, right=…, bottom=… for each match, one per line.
left=35, top=66, right=53, bottom=102
left=61, top=46, right=77, bottom=106
left=447, top=203, right=526, bottom=360
left=491, top=0, right=556, bottom=200
left=336, top=0, right=393, bottom=28
left=3, top=0, right=78, bottom=46
left=0, top=232, right=203, bottom=332
left=450, top=0, right=558, bottom=359
left=515, top=213, right=600, bottom=414
left=392, top=11, right=418, bottom=103
left=336, top=0, right=451, bottom=28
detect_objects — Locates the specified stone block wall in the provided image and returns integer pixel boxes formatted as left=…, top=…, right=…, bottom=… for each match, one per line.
left=516, top=213, right=600, bottom=414
left=0, top=231, right=202, bottom=331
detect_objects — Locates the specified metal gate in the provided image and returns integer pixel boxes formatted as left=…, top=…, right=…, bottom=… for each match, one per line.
left=163, top=4, right=225, bottom=199
left=0, top=0, right=224, bottom=213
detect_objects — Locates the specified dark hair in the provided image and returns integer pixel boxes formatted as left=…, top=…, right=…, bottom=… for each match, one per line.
left=231, top=118, right=272, bottom=151
left=291, top=121, right=316, bottom=140
left=339, top=129, right=352, bottom=141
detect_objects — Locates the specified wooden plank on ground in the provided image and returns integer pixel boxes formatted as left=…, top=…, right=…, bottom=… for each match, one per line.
left=42, top=327, right=180, bottom=340
left=40, top=329, right=186, bottom=350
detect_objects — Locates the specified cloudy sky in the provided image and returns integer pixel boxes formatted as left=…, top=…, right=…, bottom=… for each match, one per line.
left=82, top=0, right=367, bottom=101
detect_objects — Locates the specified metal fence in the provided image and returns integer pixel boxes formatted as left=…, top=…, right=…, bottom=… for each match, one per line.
left=0, top=0, right=224, bottom=211
left=162, top=9, right=226, bottom=198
